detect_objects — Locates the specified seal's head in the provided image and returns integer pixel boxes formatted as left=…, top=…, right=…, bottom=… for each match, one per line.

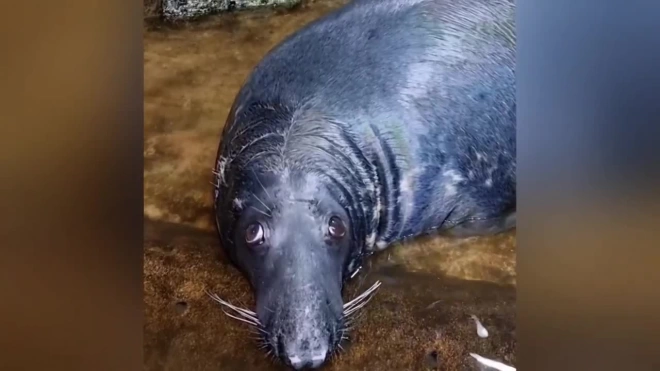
left=214, top=170, right=374, bottom=369
left=212, top=103, right=380, bottom=369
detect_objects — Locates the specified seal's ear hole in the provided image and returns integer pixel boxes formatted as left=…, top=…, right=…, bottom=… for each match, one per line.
left=175, top=301, right=188, bottom=314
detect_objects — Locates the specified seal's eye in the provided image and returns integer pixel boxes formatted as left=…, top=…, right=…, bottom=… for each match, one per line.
left=245, top=222, right=265, bottom=245
left=328, top=216, right=346, bottom=238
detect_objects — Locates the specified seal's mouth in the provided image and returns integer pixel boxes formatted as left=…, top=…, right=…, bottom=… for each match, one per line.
left=206, top=280, right=383, bottom=366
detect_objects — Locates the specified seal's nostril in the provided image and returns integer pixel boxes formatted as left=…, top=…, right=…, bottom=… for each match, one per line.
left=276, top=337, right=286, bottom=360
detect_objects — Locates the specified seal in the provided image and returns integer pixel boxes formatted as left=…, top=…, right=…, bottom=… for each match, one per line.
left=211, top=0, right=515, bottom=369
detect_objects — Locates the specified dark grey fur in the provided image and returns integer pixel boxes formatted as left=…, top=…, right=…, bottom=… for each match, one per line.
left=213, top=0, right=515, bottom=369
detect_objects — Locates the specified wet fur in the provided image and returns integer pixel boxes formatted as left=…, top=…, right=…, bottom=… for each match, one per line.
left=213, top=0, right=515, bottom=367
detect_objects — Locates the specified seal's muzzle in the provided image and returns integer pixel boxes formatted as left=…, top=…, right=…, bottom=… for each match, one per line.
left=254, top=203, right=345, bottom=369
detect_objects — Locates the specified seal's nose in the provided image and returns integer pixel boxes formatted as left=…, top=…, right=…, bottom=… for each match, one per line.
left=283, top=345, right=328, bottom=370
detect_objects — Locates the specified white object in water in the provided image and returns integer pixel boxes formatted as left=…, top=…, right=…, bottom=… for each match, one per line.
left=470, top=314, right=489, bottom=338
left=469, top=353, right=516, bottom=371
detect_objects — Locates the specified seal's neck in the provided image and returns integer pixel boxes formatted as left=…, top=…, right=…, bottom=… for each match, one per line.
left=358, top=123, right=432, bottom=252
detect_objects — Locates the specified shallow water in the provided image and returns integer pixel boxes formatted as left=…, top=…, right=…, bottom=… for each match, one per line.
left=143, top=2, right=517, bottom=370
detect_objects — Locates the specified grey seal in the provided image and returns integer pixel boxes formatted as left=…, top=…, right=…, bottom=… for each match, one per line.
left=211, top=0, right=515, bottom=369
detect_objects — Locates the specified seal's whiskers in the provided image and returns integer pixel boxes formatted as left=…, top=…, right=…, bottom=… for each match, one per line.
left=344, top=297, right=372, bottom=317
left=206, top=291, right=258, bottom=317
left=257, top=340, right=270, bottom=350
left=206, top=290, right=266, bottom=331
left=343, top=280, right=381, bottom=309
left=264, top=349, right=276, bottom=363
left=248, top=326, right=269, bottom=336
left=250, top=193, right=272, bottom=215
left=342, top=310, right=368, bottom=331
left=343, top=280, right=382, bottom=318
left=252, top=168, right=274, bottom=200
left=220, top=308, right=261, bottom=327
left=249, top=206, right=271, bottom=217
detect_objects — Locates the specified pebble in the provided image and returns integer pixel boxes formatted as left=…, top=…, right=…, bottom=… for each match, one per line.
left=469, top=353, right=516, bottom=371
left=470, top=314, right=489, bottom=338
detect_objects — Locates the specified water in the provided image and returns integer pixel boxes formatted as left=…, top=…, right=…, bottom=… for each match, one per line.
left=144, top=2, right=516, bottom=370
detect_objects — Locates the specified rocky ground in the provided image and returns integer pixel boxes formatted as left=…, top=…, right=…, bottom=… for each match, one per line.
left=143, top=2, right=517, bottom=370
left=144, top=0, right=304, bottom=21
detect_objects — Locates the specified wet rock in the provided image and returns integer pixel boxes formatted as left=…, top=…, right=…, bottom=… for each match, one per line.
left=162, top=0, right=302, bottom=21
left=145, top=0, right=163, bottom=19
